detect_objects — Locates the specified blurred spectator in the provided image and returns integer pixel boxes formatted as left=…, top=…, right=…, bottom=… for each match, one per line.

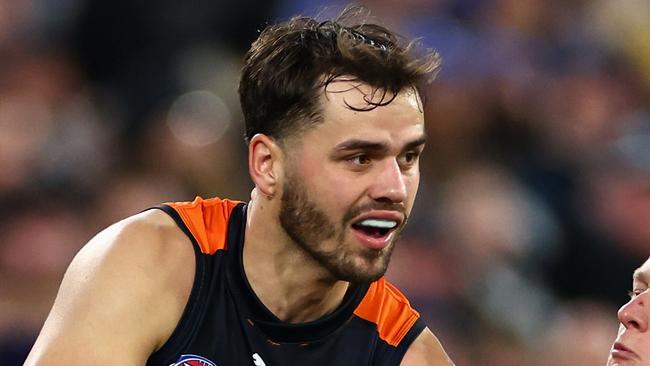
left=542, top=303, right=618, bottom=366
left=0, top=198, right=88, bottom=364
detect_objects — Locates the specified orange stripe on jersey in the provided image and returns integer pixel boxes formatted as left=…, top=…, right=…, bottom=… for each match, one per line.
left=165, top=196, right=242, bottom=254
left=353, top=277, right=421, bottom=347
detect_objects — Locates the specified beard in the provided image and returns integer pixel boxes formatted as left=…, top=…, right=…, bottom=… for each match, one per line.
left=278, top=170, right=405, bottom=283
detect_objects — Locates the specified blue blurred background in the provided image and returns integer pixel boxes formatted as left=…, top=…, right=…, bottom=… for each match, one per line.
left=1, top=0, right=649, bottom=364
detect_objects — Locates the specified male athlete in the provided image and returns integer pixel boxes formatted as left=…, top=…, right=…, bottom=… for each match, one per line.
left=25, top=7, right=454, bottom=366
left=608, top=256, right=650, bottom=365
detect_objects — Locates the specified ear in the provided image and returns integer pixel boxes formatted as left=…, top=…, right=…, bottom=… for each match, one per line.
left=248, top=134, right=283, bottom=198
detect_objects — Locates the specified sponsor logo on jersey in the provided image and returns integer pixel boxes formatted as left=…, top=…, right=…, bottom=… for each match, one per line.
left=170, top=354, right=217, bottom=366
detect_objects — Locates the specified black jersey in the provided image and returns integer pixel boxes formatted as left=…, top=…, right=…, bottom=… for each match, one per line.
left=147, top=196, right=425, bottom=366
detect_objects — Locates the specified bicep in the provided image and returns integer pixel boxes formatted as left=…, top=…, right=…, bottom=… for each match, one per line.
left=25, top=212, right=193, bottom=365
left=400, top=327, right=455, bottom=366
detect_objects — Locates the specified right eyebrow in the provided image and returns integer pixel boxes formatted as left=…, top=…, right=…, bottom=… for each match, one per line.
left=633, top=269, right=649, bottom=284
left=332, top=139, right=390, bottom=154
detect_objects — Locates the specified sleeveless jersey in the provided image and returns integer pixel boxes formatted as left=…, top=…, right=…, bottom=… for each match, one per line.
left=147, top=196, right=425, bottom=366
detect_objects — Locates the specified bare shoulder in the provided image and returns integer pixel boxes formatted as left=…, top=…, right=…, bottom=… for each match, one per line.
left=25, top=209, right=195, bottom=365
left=400, top=327, right=455, bottom=366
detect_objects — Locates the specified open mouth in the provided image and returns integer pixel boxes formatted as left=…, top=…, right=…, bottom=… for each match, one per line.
left=351, top=218, right=398, bottom=238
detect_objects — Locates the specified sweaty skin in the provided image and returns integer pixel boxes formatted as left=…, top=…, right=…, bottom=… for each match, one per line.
left=24, top=209, right=196, bottom=365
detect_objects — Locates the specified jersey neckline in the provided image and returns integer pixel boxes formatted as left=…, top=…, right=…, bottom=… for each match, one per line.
left=225, top=203, right=371, bottom=343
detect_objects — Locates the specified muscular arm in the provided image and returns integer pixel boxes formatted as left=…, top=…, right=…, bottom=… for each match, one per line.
left=24, top=210, right=194, bottom=365
left=401, top=327, right=455, bottom=366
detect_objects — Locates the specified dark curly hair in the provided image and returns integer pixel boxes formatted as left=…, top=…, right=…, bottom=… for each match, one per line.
left=239, top=6, right=441, bottom=144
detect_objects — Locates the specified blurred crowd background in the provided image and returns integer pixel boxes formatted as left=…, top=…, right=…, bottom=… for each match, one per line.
left=1, top=0, right=649, bottom=364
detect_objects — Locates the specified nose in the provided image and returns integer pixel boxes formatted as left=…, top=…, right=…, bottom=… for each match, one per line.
left=618, top=294, right=648, bottom=332
left=368, top=159, right=408, bottom=203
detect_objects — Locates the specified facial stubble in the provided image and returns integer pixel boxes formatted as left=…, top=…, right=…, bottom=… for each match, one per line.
left=279, top=170, right=405, bottom=283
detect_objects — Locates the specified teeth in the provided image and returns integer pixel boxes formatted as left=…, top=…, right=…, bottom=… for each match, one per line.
left=358, top=219, right=397, bottom=229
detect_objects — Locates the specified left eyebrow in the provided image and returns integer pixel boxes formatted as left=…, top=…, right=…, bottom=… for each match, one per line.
left=403, top=136, right=427, bottom=152
left=332, top=135, right=427, bottom=154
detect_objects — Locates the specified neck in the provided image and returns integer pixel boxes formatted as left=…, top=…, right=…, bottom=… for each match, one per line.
left=243, top=195, right=350, bottom=323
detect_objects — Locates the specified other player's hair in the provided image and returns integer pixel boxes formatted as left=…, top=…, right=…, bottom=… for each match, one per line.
left=239, top=5, right=441, bottom=144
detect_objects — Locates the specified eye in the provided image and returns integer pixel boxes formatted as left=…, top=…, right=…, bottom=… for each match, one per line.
left=629, top=288, right=647, bottom=299
left=397, top=151, right=420, bottom=167
left=348, top=154, right=371, bottom=166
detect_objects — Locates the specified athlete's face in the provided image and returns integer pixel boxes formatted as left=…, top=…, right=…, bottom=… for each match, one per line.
left=608, top=257, right=650, bottom=366
left=278, top=79, right=425, bottom=283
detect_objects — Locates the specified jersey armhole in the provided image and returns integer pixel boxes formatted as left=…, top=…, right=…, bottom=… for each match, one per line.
left=390, top=317, right=426, bottom=364
left=145, top=205, right=210, bottom=366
